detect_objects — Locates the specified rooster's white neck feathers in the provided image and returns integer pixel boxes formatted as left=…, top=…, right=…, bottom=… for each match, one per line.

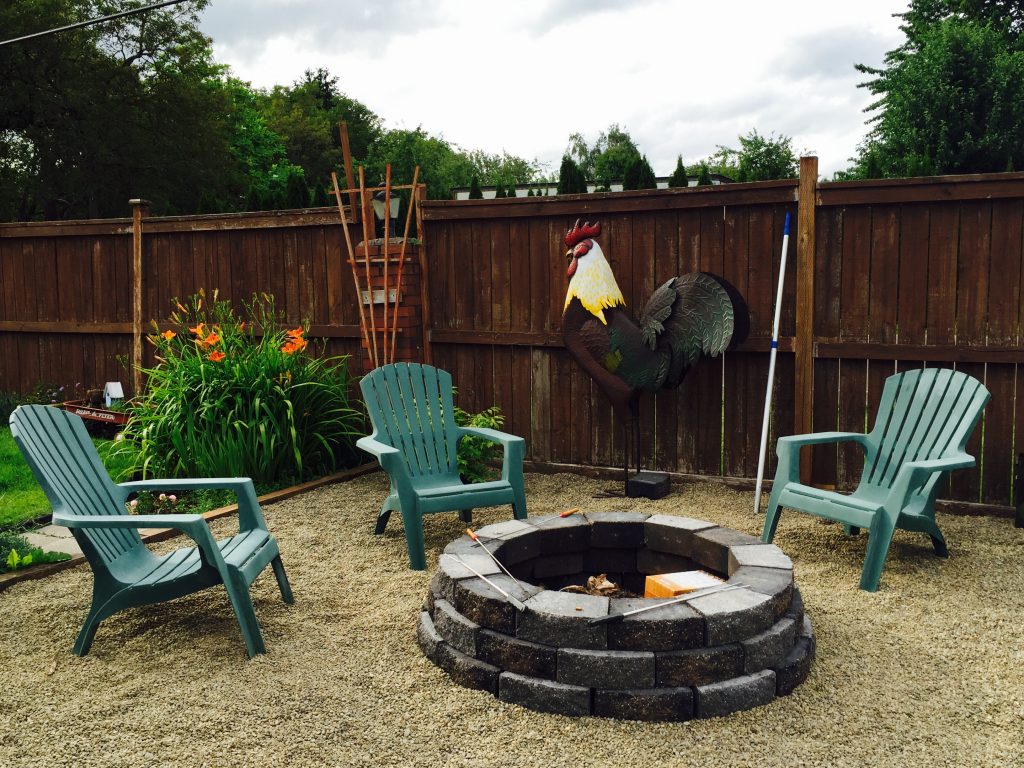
left=564, top=239, right=625, bottom=324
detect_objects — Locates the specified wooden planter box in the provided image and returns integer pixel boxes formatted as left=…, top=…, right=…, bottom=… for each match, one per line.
left=62, top=400, right=129, bottom=426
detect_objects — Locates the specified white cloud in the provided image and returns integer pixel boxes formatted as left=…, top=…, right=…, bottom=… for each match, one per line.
left=200, top=0, right=909, bottom=178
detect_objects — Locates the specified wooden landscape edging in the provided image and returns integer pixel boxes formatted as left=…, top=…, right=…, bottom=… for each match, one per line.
left=0, top=462, right=377, bottom=593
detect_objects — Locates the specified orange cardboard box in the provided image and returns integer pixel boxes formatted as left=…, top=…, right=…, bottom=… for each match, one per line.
left=644, top=570, right=725, bottom=598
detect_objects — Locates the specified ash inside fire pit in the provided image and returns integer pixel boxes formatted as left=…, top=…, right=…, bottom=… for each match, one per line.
left=418, top=511, right=815, bottom=721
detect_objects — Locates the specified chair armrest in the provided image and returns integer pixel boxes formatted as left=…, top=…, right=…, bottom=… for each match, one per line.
left=119, top=477, right=267, bottom=532
left=773, top=432, right=872, bottom=485
left=459, top=427, right=525, bottom=483
left=53, top=512, right=225, bottom=567
left=776, top=432, right=872, bottom=449
left=458, top=426, right=524, bottom=447
left=884, top=454, right=976, bottom=512
left=356, top=435, right=409, bottom=477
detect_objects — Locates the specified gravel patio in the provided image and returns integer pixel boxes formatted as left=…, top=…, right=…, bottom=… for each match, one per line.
left=1, top=471, right=1021, bottom=768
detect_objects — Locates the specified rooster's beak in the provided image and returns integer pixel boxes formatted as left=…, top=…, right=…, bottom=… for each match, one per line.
left=566, top=250, right=577, bottom=278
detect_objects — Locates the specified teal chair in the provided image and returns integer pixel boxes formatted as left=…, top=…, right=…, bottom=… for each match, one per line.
left=358, top=363, right=527, bottom=570
left=10, top=405, right=293, bottom=657
left=762, top=368, right=989, bottom=591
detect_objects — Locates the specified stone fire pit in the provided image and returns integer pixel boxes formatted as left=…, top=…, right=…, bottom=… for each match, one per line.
left=417, top=512, right=815, bottom=721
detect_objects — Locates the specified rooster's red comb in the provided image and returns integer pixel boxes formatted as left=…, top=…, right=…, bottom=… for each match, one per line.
left=565, top=219, right=601, bottom=249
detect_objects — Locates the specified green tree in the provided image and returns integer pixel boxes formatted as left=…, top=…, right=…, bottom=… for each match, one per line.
left=0, top=0, right=239, bottom=220
left=556, top=154, right=587, bottom=194
left=568, top=124, right=643, bottom=190
left=623, top=154, right=657, bottom=190
left=365, top=127, right=475, bottom=200
left=851, top=3, right=1024, bottom=177
left=468, top=176, right=483, bottom=199
left=284, top=170, right=310, bottom=209
left=668, top=155, right=689, bottom=187
left=696, top=162, right=714, bottom=186
left=494, top=185, right=506, bottom=198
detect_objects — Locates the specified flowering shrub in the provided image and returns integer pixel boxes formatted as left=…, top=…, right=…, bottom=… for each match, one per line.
left=116, top=290, right=363, bottom=485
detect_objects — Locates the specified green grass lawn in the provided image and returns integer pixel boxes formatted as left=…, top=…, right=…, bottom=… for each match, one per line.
left=0, top=427, right=51, bottom=526
left=0, top=427, right=138, bottom=528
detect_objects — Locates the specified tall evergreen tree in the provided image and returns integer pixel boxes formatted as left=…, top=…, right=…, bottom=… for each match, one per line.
left=668, top=155, right=689, bottom=187
left=557, top=155, right=587, bottom=194
left=623, top=155, right=657, bottom=189
left=696, top=162, right=714, bottom=186
left=468, top=176, right=483, bottom=199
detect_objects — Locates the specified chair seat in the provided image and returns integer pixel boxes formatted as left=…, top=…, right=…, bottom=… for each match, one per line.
left=413, top=477, right=511, bottom=498
left=136, top=529, right=273, bottom=588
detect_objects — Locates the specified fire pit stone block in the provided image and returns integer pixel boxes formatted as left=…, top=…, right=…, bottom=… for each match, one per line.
left=655, top=643, right=745, bottom=687
left=516, top=591, right=609, bottom=649
left=741, top=614, right=799, bottom=674
left=432, top=598, right=479, bottom=656
left=733, top=565, right=796, bottom=619
left=695, top=668, right=777, bottom=718
left=453, top=575, right=541, bottom=635
left=644, top=514, right=717, bottom=554
left=532, top=552, right=585, bottom=579
left=774, top=617, right=815, bottom=696
left=606, top=598, right=704, bottom=651
left=585, top=511, right=650, bottom=547
left=594, top=686, right=695, bottom=722
left=532, top=514, right=592, bottom=553
left=690, top=527, right=765, bottom=574
left=433, top=641, right=501, bottom=695
left=728, top=543, right=793, bottom=571
left=688, top=587, right=775, bottom=645
left=477, top=629, right=558, bottom=680
left=557, top=647, right=656, bottom=689
left=499, top=672, right=592, bottom=716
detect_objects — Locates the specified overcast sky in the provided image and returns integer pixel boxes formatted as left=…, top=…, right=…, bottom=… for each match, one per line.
left=198, top=0, right=910, bottom=179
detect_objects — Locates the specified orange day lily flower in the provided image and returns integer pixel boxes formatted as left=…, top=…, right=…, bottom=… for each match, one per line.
left=161, top=330, right=176, bottom=341
left=286, top=326, right=305, bottom=339
left=209, top=350, right=225, bottom=362
left=189, top=322, right=206, bottom=337
left=203, top=332, right=221, bottom=347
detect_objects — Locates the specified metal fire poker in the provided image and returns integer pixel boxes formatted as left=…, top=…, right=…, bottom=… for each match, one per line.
left=588, top=582, right=748, bottom=625
left=443, top=555, right=528, bottom=613
left=465, top=528, right=526, bottom=591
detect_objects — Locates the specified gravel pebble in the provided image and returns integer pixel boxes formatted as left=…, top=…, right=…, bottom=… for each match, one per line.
left=1, top=472, right=1022, bottom=767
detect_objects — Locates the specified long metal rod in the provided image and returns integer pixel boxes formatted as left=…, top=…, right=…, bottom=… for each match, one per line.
left=589, top=582, right=747, bottom=625
left=443, top=555, right=527, bottom=612
left=1, top=0, right=189, bottom=47
left=753, top=212, right=792, bottom=515
left=466, top=529, right=525, bottom=590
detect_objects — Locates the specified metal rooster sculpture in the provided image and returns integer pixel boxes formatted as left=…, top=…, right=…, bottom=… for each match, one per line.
left=560, top=219, right=748, bottom=497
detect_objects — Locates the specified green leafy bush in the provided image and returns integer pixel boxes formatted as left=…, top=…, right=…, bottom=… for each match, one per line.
left=0, top=530, right=70, bottom=573
left=454, top=405, right=506, bottom=483
left=116, top=290, right=364, bottom=485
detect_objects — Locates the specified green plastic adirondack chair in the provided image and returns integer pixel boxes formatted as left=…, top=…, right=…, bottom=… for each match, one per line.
left=9, top=405, right=293, bottom=657
left=358, top=363, right=528, bottom=570
left=762, top=368, right=990, bottom=591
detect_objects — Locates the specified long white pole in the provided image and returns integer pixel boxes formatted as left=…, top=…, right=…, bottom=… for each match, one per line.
left=753, top=212, right=791, bottom=515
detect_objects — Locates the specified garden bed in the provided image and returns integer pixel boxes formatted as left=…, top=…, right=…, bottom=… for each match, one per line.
left=0, top=472, right=1020, bottom=767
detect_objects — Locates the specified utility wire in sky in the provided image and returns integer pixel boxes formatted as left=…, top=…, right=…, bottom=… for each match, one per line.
left=0, top=0, right=191, bottom=48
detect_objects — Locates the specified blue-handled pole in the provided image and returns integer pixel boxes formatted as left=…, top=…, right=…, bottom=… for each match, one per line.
left=753, top=212, right=791, bottom=515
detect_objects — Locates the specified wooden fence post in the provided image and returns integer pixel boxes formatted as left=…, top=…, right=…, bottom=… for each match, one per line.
left=129, top=198, right=150, bottom=398
left=414, top=183, right=434, bottom=365
left=794, top=156, right=817, bottom=484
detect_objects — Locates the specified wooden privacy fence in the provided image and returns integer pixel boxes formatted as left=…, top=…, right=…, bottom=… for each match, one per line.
left=2, top=160, right=1024, bottom=507
left=420, top=159, right=1024, bottom=508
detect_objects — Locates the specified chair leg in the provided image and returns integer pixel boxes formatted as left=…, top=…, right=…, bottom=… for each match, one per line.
left=860, top=513, right=898, bottom=592
left=271, top=556, right=294, bottom=604
left=459, top=509, right=473, bottom=524
left=375, top=494, right=399, bottom=535
left=761, top=486, right=784, bottom=543
left=223, top=574, right=266, bottom=657
left=512, top=485, right=528, bottom=520
left=73, top=605, right=104, bottom=657
left=399, top=506, right=428, bottom=571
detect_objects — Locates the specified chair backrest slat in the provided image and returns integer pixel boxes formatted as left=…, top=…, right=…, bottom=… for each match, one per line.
left=10, top=405, right=141, bottom=562
left=360, top=363, right=459, bottom=477
left=864, top=368, right=989, bottom=494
